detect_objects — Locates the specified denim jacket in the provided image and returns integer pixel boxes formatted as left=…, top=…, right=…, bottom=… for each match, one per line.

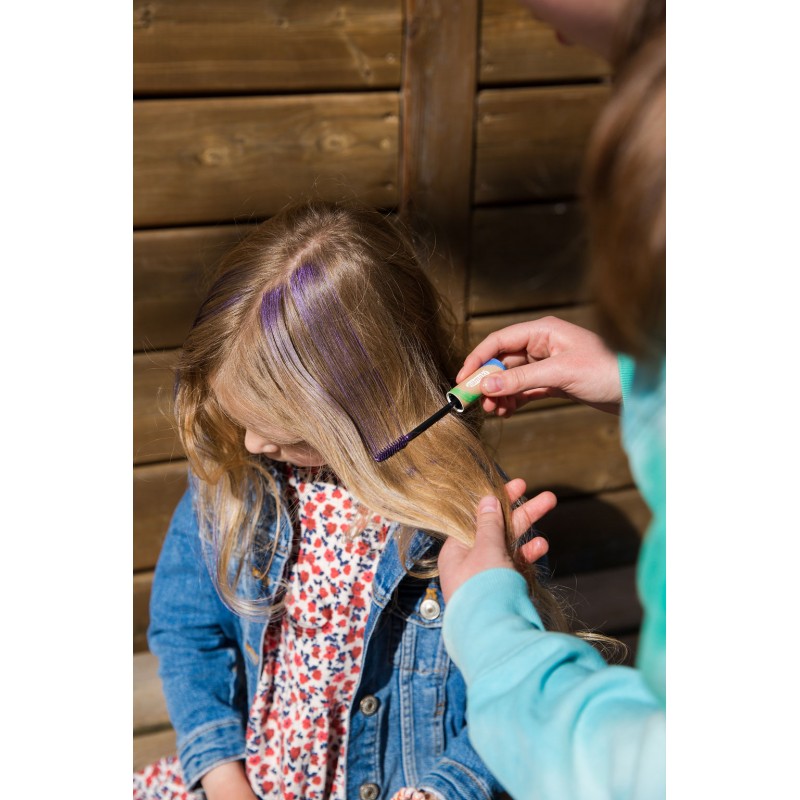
left=148, top=468, right=506, bottom=800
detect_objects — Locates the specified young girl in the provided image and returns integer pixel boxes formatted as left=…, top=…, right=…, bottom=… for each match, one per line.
left=133, top=201, right=568, bottom=800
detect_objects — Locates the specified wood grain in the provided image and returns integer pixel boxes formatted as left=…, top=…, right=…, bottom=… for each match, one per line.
left=134, top=461, right=189, bottom=571
left=474, top=85, right=609, bottom=204
left=133, top=349, right=182, bottom=466
left=134, top=225, right=254, bottom=352
left=134, top=572, right=153, bottom=653
left=134, top=93, right=399, bottom=227
left=134, top=728, right=177, bottom=772
left=469, top=202, right=589, bottom=314
left=134, top=651, right=169, bottom=732
left=479, top=0, right=609, bottom=85
left=134, top=0, right=403, bottom=94
left=468, top=303, right=598, bottom=349
left=400, top=0, right=480, bottom=325
left=484, top=402, right=633, bottom=498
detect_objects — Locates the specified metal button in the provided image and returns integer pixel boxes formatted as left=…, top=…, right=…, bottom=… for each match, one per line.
left=420, top=587, right=441, bottom=621
left=420, top=597, right=441, bottom=620
left=359, top=695, right=380, bottom=716
left=359, top=782, right=380, bottom=800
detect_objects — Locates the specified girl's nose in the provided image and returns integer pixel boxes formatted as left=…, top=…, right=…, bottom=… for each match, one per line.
left=244, top=429, right=278, bottom=455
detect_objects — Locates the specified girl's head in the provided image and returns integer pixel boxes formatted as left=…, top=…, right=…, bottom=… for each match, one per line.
left=176, top=201, right=567, bottom=629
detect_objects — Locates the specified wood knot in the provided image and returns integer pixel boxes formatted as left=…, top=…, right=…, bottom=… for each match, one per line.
left=319, top=133, right=351, bottom=153
left=133, top=3, right=154, bottom=29
left=197, top=146, right=231, bottom=166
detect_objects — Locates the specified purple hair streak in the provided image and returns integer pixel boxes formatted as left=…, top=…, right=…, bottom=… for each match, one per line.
left=259, top=262, right=404, bottom=458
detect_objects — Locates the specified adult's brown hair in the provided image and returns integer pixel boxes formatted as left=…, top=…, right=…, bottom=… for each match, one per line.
left=584, top=0, right=666, bottom=363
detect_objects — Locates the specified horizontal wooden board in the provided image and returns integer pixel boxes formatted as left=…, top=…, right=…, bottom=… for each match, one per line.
left=134, top=651, right=169, bottom=733
left=479, top=0, right=609, bottom=85
left=133, top=350, right=182, bottom=466
left=543, top=486, right=650, bottom=576
left=474, top=85, right=609, bottom=204
left=134, top=728, right=177, bottom=772
left=134, top=572, right=153, bottom=653
left=544, top=488, right=651, bottom=576
left=134, top=93, right=399, bottom=227
left=468, top=303, right=598, bottom=349
left=134, top=461, right=189, bottom=571
left=134, top=0, right=403, bottom=94
left=469, top=203, right=589, bottom=315
left=134, top=225, right=255, bottom=352
left=485, top=403, right=633, bottom=498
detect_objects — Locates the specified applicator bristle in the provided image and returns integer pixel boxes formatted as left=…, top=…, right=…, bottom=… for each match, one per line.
left=373, top=435, right=410, bottom=463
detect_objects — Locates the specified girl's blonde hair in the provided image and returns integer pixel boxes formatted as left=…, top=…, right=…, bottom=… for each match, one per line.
left=175, top=201, right=570, bottom=633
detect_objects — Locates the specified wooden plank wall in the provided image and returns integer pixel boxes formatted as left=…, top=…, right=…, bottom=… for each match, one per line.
left=134, top=0, right=648, bottom=770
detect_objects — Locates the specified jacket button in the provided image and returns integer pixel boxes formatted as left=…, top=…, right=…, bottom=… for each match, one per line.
left=359, top=782, right=380, bottom=800
left=359, top=695, right=380, bottom=716
left=420, top=596, right=441, bottom=620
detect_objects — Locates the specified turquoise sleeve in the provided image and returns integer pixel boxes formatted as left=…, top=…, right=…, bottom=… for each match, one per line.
left=442, top=568, right=665, bottom=800
left=618, top=353, right=637, bottom=406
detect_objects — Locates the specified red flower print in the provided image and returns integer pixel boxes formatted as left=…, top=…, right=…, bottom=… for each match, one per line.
left=240, top=466, right=389, bottom=800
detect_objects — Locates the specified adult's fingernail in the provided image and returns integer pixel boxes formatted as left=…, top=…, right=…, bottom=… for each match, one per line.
left=483, top=376, right=503, bottom=393
left=478, top=496, right=499, bottom=513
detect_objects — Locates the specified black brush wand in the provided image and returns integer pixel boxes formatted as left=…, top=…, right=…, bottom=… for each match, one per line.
left=373, top=359, right=507, bottom=463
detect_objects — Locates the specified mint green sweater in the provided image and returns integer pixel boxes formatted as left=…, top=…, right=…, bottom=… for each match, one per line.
left=442, top=355, right=666, bottom=799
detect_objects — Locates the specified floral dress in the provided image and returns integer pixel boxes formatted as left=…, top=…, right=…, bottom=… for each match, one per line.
left=133, top=467, right=431, bottom=800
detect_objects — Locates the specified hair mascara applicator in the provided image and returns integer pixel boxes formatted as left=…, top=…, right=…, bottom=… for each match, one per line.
left=373, top=359, right=507, bottom=463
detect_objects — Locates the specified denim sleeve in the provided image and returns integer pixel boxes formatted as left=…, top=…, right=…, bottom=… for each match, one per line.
left=417, top=725, right=507, bottom=800
left=147, top=488, right=249, bottom=791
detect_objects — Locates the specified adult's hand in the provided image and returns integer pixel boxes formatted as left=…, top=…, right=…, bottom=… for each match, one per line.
left=439, top=489, right=557, bottom=604
left=457, top=316, right=622, bottom=417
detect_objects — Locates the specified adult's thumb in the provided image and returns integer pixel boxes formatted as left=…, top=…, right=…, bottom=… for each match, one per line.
left=481, top=361, right=553, bottom=396
left=474, top=495, right=507, bottom=555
